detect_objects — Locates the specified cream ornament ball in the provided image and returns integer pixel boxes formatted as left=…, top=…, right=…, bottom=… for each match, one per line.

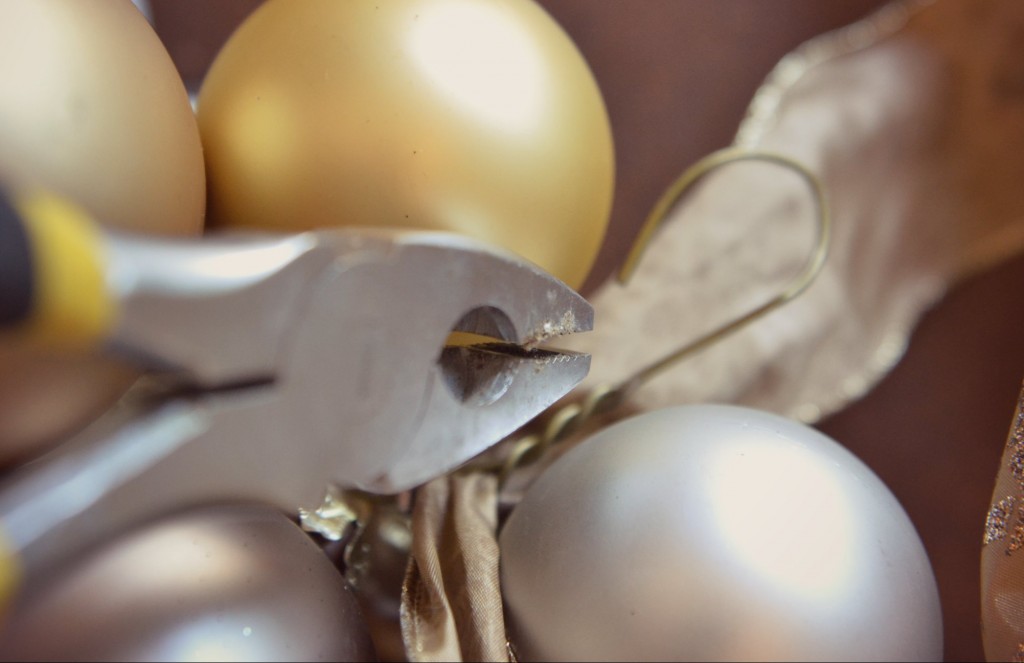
left=0, top=0, right=206, bottom=462
left=499, top=405, right=943, bottom=662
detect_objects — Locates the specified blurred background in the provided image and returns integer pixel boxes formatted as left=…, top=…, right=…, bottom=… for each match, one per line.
left=146, top=2, right=1022, bottom=660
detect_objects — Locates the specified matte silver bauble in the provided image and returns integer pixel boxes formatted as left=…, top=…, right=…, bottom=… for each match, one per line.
left=499, top=405, right=942, bottom=662
left=0, top=503, right=376, bottom=661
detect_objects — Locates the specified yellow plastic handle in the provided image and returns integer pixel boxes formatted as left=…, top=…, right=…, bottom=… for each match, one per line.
left=0, top=528, right=21, bottom=618
left=7, top=190, right=115, bottom=349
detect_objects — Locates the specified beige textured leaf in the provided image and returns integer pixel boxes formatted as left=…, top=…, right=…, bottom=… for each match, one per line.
left=564, top=0, right=1024, bottom=425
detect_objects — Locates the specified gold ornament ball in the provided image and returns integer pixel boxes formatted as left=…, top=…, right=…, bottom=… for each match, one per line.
left=197, top=0, right=614, bottom=290
left=0, top=1, right=205, bottom=235
left=0, top=0, right=206, bottom=461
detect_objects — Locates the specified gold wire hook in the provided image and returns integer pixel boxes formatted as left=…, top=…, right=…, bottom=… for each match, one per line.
left=613, top=147, right=831, bottom=394
left=487, top=147, right=831, bottom=485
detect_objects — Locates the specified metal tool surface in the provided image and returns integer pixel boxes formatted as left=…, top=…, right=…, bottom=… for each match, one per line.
left=0, top=190, right=592, bottom=598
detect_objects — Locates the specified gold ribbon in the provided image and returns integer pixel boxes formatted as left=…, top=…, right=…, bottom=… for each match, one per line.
left=400, top=472, right=512, bottom=662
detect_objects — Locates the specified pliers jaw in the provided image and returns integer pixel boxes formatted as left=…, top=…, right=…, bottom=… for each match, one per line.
left=375, top=341, right=591, bottom=493
left=266, top=229, right=594, bottom=494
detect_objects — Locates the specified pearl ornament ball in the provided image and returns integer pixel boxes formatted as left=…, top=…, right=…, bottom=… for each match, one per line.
left=499, top=405, right=942, bottom=661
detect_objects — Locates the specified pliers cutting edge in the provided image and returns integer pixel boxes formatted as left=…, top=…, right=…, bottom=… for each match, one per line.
left=0, top=189, right=592, bottom=606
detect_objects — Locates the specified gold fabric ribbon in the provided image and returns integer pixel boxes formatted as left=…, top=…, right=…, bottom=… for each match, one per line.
left=400, top=472, right=511, bottom=662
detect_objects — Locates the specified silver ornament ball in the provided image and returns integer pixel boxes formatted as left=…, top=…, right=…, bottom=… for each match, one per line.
left=0, top=503, right=376, bottom=661
left=499, top=404, right=942, bottom=661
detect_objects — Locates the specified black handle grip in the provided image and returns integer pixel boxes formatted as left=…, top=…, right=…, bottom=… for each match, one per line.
left=0, top=190, right=33, bottom=327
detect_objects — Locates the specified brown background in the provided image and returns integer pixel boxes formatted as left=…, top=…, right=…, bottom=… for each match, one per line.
left=150, top=2, right=1022, bottom=660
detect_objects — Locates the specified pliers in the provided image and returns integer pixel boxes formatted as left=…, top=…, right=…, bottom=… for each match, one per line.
left=0, top=189, right=592, bottom=607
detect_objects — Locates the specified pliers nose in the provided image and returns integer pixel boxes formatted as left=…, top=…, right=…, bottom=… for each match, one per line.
left=295, top=230, right=593, bottom=493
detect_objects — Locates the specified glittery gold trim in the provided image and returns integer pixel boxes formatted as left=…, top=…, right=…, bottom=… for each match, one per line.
left=985, top=496, right=1017, bottom=546
left=984, top=384, right=1024, bottom=556
left=1009, top=516, right=1024, bottom=555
